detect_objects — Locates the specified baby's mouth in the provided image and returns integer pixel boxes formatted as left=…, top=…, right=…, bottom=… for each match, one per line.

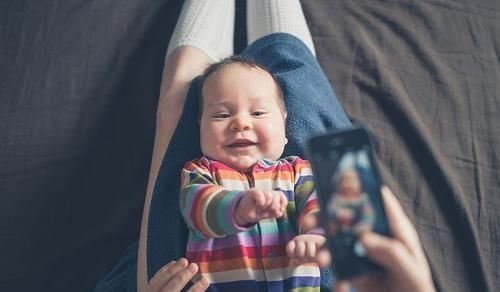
left=227, top=139, right=257, bottom=148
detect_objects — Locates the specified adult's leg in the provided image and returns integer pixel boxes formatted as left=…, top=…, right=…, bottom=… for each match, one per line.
left=247, top=0, right=316, bottom=56
left=137, top=46, right=211, bottom=292
left=137, top=0, right=234, bottom=291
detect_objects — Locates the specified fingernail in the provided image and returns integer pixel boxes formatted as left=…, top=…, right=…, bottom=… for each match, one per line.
left=188, top=263, right=197, bottom=273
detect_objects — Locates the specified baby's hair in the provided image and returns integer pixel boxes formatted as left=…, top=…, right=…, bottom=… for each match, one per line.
left=198, top=55, right=286, bottom=115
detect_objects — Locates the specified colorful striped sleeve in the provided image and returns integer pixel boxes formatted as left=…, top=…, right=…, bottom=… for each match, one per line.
left=292, top=158, right=324, bottom=235
left=179, top=160, right=251, bottom=239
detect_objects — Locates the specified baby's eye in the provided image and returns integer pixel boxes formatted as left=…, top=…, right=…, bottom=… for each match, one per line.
left=212, top=113, right=231, bottom=119
left=252, top=111, right=267, bottom=116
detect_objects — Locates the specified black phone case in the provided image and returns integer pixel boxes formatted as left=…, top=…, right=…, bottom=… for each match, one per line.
left=306, top=125, right=392, bottom=280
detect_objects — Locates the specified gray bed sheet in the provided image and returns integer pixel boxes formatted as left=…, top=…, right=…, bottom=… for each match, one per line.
left=304, top=1, right=499, bottom=291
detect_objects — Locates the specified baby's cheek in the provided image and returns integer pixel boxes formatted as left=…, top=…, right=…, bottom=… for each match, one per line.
left=262, top=123, right=286, bottom=153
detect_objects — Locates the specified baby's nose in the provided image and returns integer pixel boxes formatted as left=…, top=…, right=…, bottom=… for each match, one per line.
left=231, top=115, right=252, bottom=131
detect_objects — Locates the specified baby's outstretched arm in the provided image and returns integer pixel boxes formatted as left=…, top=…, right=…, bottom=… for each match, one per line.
left=234, top=189, right=288, bottom=226
left=286, top=234, right=326, bottom=265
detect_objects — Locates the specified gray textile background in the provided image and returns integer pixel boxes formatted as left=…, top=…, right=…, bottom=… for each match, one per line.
left=0, top=0, right=498, bottom=291
left=304, top=2, right=499, bottom=291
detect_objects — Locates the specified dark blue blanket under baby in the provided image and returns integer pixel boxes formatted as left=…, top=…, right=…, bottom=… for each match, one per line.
left=95, top=33, right=351, bottom=292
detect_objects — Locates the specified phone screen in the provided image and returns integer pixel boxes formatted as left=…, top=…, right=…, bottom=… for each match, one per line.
left=307, top=126, right=391, bottom=279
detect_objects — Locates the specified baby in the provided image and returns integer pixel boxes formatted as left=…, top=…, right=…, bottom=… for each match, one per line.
left=179, top=56, right=325, bottom=291
left=327, top=168, right=375, bottom=235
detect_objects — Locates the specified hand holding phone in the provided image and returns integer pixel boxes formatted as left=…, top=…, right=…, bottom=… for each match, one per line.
left=328, top=187, right=436, bottom=292
left=307, top=125, right=391, bottom=280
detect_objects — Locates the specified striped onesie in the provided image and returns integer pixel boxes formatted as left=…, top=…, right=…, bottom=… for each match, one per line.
left=180, top=156, right=322, bottom=291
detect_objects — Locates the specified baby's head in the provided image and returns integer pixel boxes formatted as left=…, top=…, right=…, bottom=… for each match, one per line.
left=335, top=169, right=362, bottom=197
left=198, top=56, right=288, bottom=171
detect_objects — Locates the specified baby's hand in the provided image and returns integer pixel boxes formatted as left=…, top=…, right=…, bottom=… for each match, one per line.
left=235, top=189, right=288, bottom=226
left=286, top=234, right=326, bottom=266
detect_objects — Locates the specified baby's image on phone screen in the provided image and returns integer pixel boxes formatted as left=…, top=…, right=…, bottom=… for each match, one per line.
left=326, top=151, right=376, bottom=237
left=312, top=143, right=391, bottom=279
left=308, top=126, right=392, bottom=279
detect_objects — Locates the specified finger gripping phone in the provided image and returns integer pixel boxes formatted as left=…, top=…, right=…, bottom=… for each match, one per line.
left=306, top=125, right=391, bottom=280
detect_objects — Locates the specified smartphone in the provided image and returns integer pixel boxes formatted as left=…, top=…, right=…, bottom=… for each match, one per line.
left=306, top=125, right=391, bottom=280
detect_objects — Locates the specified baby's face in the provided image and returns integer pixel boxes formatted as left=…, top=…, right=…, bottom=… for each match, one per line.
left=338, top=170, right=362, bottom=196
left=200, top=63, right=287, bottom=171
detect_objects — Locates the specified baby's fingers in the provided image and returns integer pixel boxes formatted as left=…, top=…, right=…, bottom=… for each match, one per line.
left=270, top=190, right=288, bottom=214
left=286, top=239, right=308, bottom=266
left=262, top=190, right=275, bottom=208
left=263, top=199, right=285, bottom=219
left=286, top=239, right=297, bottom=258
left=275, top=191, right=288, bottom=210
left=305, top=240, right=318, bottom=259
left=292, top=240, right=306, bottom=259
left=272, top=195, right=285, bottom=212
left=248, top=189, right=266, bottom=208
